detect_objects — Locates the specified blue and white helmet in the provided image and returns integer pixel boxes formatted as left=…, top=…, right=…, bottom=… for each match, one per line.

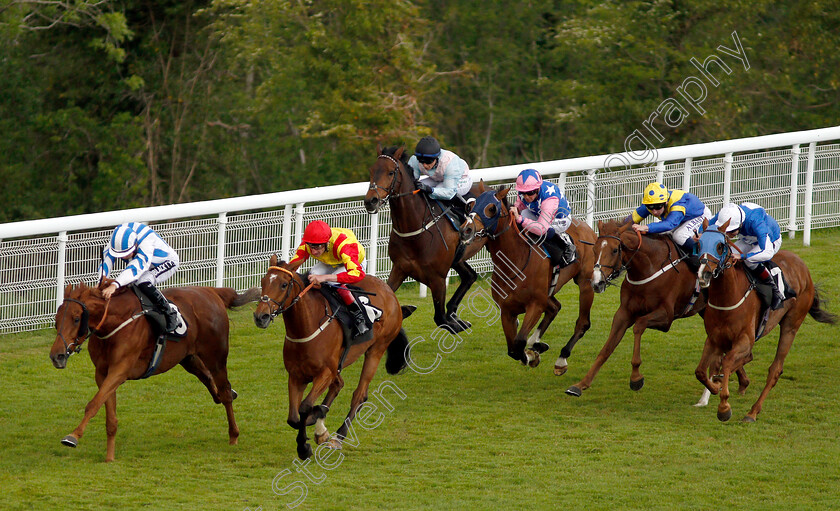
left=716, top=203, right=744, bottom=232
left=108, top=224, right=138, bottom=257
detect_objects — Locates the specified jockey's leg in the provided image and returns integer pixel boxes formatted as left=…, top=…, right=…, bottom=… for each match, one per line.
left=744, top=236, right=785, bottom=310
left=136, top=280, right=178, bottom=333
left=552, top=217, right=576, bottom=265
left=336, top=285, right=370, bottom=337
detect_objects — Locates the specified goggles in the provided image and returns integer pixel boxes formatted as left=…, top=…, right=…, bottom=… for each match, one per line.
left=415, top=153, right=439, bottom=165
left=645, top=203, right=665, bottom=211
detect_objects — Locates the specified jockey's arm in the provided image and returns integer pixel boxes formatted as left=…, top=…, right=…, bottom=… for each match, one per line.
left=647, top=209, right=685, bottom=234
left=519, top=196, right=559, bottom=236
left=334, top=245, right=365, bottom=284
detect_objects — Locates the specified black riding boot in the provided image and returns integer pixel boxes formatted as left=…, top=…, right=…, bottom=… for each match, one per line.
left=350, top=304, right=370, bottom=338
left=137, top=282, right=178, bottom=333
left=558, top=232, right=577, bottom=265
left=541, top=235, right=567, bottom=267
left=764, top=275, right=786, bottom=310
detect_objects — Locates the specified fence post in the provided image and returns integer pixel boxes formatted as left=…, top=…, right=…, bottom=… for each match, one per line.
left=722, top=152, right=733, bottom=205
left=56, top=231, right=68, bottom=307
left=216, top=213, right=227, bottom=287
left=586, top=169, right=596, bottom=228
left=294, top=203, right=306, bottom=250
left=804, top=142, right=816, bottom=247
left=368, top=211, right=379, bottom=277
left=281, top=204, right=293, bottom=260
left=683, top=157, right=693, bottom=190
left=787, top=144, right=801, bottom=239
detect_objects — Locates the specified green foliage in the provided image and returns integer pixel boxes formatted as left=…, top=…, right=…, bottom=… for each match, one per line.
left=1, top=229, right=838, bottom=509
left=1, top=0, right=839, bottom=221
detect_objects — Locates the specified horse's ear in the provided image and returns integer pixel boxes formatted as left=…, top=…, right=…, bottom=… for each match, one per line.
left=702, top=217, right=709, bottom=231
left=495, top=187, right=510, bottom=201
left=270, top=254, right=279, bottom=267
left=597, top=220, right=604, bottom=232
left=394, top=146, right=405, bottom=159
left=377, top=143, right=383, bottom=156
left=719, top=219, right=730, bottom=232
left=478, top=178, right=487, bottom=193
left=466, top=199, right=475, bottom=214
left=617, top=220, right=633, bottom=234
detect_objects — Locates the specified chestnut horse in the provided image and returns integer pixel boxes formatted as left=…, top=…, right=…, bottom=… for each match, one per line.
left=364, top=145, right=487, bottom=333
left=695, top=219, right=837, bottom=422
left=49, top=281, right=260, bottom=461
left=459, top=188, right=596, bottom=372
left=253, top=255, right=412, bottom=460
left=566, top=218, right=728, bottom=398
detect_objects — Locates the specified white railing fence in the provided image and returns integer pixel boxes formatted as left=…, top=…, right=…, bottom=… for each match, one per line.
left=2, top=126, right=839, bottom=334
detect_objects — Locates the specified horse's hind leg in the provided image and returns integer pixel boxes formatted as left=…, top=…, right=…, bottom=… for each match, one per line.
left=180, top=355, right=220, bottom=402
left=744, top=317, right=802, bottom=422
left=530, top=297, right=559, bottom=354
left=556, top=278, right=595, bottom=376
left=566, top=307, right=633, bottom=397
left=446, top=261, right=478, bottom=329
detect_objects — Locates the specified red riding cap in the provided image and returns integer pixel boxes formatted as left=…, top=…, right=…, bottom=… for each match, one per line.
left=302, top=220, right=332, bottom=244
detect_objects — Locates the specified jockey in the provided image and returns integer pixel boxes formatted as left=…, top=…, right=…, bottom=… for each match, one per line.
left=710, top=202, right=786, bottom=310
left=98, top=222, right=180, bottom=335
left=288, top=220, right=379, bottom=337
left=630, top=182, right=711, bottom=269
left=510, top=168, right=576, bottom=267
left=407, top=136, right=474, bottom=219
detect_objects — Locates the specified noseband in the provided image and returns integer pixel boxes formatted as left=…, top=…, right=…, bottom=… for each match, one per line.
left=593, top=232, right=643, bottom=284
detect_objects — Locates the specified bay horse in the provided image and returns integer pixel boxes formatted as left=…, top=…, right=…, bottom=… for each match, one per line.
left=364, top=144, right=487, bottom=333
left=49, top=281, right=260, bottom=461
left=566, top=218, right=731, bottom=398
left=459, top=188, right=596, bottom=372
left=695, top=219, right=837, bottom=422
left=253, top=255, right=413, bottom=460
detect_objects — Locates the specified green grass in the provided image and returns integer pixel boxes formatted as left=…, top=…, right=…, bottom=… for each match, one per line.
left=1, top=229, right=839, bottom=511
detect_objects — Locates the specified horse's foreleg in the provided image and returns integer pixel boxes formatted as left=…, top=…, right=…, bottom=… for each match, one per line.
left=744, top=317, right=802, bottom=422
left=556, top=280, right=595, bottom=375
left=335, top=347, right=387, bottom=445
left=445, top=261, right=478, bottom=329
left=100, top=371, right=118, bottom=462
left=629, top=317, right=648, bottom=391
left=64, top=362, right=132, bottom=448
left=566, top=307, right=633, bottom=396
left=426, top=275, right=452, bottom=330
left=312, top=375, right=345, bottom=445
left=694, top=337, right=722, bottom=407
left=736, top=367, right=750, bottom=395
left=387, top=266, right=408, bottom=293
left=518, top=304, right=547, bottom=368
left=500, top=308, right=521, bottom=363
left=717, top=334, right=753, bottom=422
left=296, top=368, right=335, bottom=460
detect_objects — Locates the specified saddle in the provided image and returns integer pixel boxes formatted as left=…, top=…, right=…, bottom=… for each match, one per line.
left=743, top=261, right=796, bottom=339
left=129, top=285, right=189, bottom=379
left=318, top=284, right=384, bottom=369
left=130, top=285, right=188, bottom=339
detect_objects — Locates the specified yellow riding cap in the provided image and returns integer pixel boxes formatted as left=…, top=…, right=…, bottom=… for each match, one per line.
left=642, top=182, right=669, bottom=205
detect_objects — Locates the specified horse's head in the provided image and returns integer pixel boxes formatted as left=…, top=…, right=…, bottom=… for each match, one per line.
left=50, top=283, right=101, bottom=369
left=697, top=218, right=732, bottom=288
left=460, top=187, right=509, bottom=245
left=254, top=254, right=306, bottom=329
left=364, top=144, right=409, bottom=214
left=591, top=218, right=632, bottom=293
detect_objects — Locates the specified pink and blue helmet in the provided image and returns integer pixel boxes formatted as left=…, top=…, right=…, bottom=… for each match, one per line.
left=515, top=168, right=543, bottom=193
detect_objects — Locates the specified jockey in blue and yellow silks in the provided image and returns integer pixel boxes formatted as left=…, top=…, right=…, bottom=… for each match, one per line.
left=630, top=182, right=711, bottom=254
left=288, top=220, right=377, bottom=336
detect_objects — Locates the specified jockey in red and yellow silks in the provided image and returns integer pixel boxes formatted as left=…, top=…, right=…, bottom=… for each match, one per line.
left=289, top=224, right=366, bottom=284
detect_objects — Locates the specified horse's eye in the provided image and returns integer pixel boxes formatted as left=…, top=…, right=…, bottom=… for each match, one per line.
left=716, top=242, right=725, bottom=255
left=612, top=248, right=618, bottom=254
left=388, top=170, right=395, bottom=176
left=73, top=317, right=80, bottom=324
left=281, top=283, right=288, bottom=289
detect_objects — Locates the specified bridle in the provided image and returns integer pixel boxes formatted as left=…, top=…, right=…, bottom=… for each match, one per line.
left=367, top=154, right=415, bottom=208
left=593, top=231, right=643, bottom=285
left=56, top=298, right=91, bottom=357
left=259, top=266, right=312, bottom=320
left=698, top=230, right=736, bottom=280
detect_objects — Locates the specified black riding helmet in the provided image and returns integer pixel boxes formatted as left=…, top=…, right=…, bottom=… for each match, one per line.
left=415, top=136, right=441, bottom=164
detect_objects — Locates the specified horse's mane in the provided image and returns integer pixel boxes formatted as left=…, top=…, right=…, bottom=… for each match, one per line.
left=381, top=145, right=411, bottom=167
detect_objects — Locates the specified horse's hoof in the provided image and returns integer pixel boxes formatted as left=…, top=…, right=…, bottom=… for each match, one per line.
left=297, top=443, right=313, bottom=460
left=231, top=389, right=238, bottom=401
left=440, top=321, right=466, bottom=334
left=526, top=350, right=540, bottom=368
left=326, top=438, right=343, bottom=450
left=532, top=342, right=550, bottom=354
left=61, top=435, right=78, bottom=448
left=741, top=416, right=756, bottom=423
left=629, top=377, right=645, bottom=391
left=717, top=409, right=732, bottom=422
left=554, top=365, right=568, bottom=376
left=314, top=430, right=331, bottom=445
left=565, top=386, right=582, bottom=397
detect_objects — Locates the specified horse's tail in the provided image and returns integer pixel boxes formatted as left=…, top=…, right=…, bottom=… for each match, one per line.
left=385, top=328, right=410, bottom=375
left=213, top=287, right=262, bottom=309
left=809, top=285, right=838, bottom=325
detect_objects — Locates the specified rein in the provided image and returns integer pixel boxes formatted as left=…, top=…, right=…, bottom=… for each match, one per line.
left=595, top=230, right=685, bottom=286
left=700, top=234, right=753, bottom=310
